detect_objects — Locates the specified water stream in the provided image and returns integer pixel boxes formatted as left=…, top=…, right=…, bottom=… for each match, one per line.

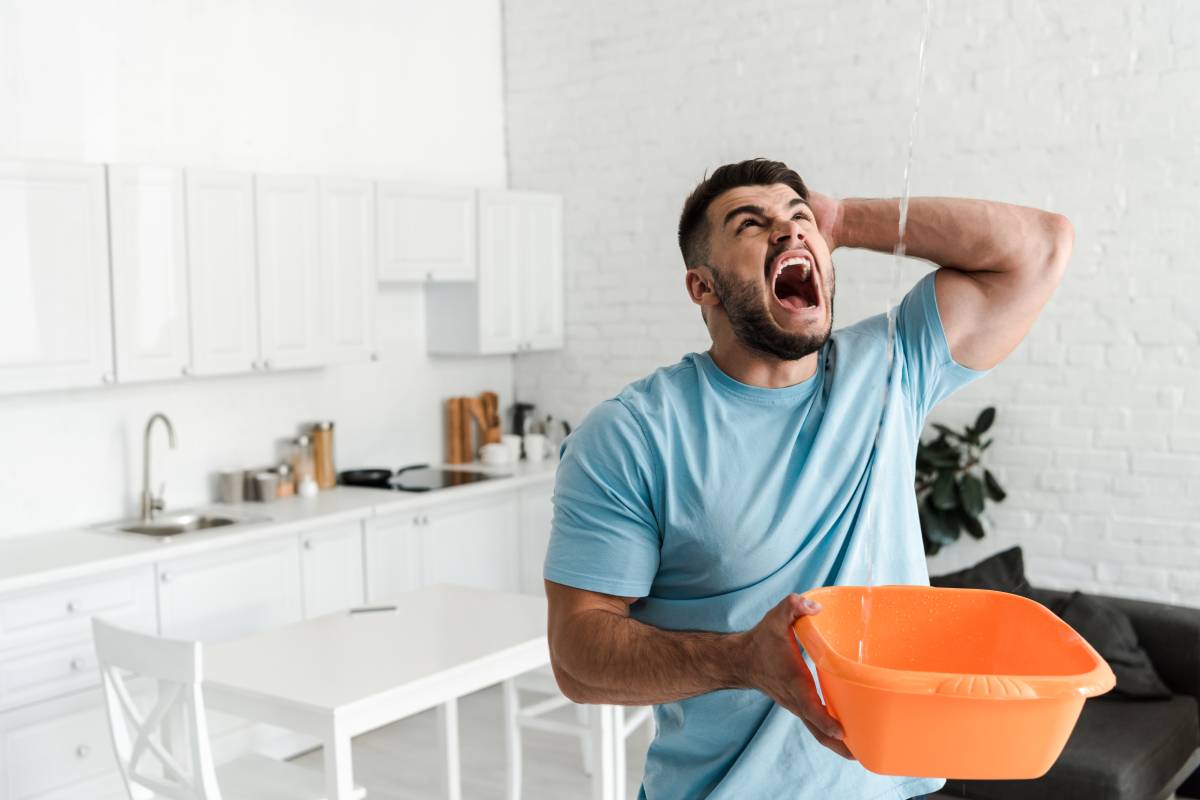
left=858, top=0, right=934, bottom=664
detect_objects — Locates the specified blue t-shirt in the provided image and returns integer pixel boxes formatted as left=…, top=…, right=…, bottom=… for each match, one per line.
left=544, top=272, right=988, bottom=800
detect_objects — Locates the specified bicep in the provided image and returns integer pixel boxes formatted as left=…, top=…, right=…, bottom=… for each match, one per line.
left=935, top=214, right=1073, bottom=371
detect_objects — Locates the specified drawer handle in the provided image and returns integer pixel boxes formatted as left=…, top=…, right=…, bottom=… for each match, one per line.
left=304, top=540, right=313, bottom=551
left=70, top=658, right=86, bottom=672
left=76, top=745, right=91, bottom=759
left=66, top=600, right=79, bottom=614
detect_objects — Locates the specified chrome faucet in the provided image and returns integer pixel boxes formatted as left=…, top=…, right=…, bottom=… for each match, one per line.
left=141, top=413, right=177, bottom=522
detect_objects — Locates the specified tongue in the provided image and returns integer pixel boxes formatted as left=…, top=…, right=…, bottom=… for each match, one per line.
left=774, top=270, right=816, bottom=310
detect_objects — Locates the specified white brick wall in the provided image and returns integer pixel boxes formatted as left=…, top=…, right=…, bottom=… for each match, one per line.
left=502, top=0, right=1200, bottom=605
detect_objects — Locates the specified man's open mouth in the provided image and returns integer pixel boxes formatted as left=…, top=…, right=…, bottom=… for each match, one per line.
left=768, top=249, right=821, bottom=312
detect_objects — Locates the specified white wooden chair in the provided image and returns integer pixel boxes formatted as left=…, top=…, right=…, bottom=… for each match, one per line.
left=93, top=618, right=365, bottom=800
left=502, top=668, right=654, bottom=800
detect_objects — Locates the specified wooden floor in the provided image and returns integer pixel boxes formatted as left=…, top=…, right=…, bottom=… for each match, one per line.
left=292, top=683, right=650, bottom=800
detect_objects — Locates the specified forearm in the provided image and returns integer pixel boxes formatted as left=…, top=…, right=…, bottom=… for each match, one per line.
left=550, top=607, right=749, bottom=705
left=835, top=197, right=1069, bottom=280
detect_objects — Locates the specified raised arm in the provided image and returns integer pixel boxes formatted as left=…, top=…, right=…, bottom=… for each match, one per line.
left=545, top=580, right=852, bottom=758
left=820, top=195, right=1073, bottom=370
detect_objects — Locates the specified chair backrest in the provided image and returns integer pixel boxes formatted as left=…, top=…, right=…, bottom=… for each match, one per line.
left=92, top=618, right=223, bottom=800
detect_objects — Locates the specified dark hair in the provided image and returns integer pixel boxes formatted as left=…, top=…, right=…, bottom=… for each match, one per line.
left=677, top=158, right=809, bottom=269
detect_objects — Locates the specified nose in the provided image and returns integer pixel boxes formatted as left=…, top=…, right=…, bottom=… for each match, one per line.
left=770, top=218, right=806, bottom=247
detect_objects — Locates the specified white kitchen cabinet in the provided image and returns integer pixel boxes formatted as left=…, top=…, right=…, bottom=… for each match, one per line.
left=520, top=193, right=565, bottom=350
left=107, top=165, right=191, bottom=383
left=185, top=170, right=260, bottom=376
left=0, top=688, right=131, bottom=800
left=425, top=190, right=564, bottom=355
left=365, top=494, right=520, bottom=601
left=320, top=178, right=377, bottom=363
left=517, top=482, right=555, bottom=596
left=376, top=183, right=476, bottom=282
left=0, top=162, right=113, bottom=395
left=363, top=512, right=423, bottom=604
left=299, top=522, right=365, bottom=618
left=157, top=538, right=302, bottom=642
left=255, top=174, right=323, bottom=370
left=421, top=494, right=520, bottom=593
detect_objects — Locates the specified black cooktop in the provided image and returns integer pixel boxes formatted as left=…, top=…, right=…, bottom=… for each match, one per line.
left=339, top=465, right=505, bottom=492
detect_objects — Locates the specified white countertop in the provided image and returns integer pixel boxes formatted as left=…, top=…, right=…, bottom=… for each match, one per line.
left=0, top=460, right=557, bottom=596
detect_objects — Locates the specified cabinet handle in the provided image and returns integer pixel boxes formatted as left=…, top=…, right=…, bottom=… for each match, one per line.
left=101, top=373, right=114, bottom=384
left=412, top=515, right=420, bottom=526
left=370, top=352, right=380, bottom=362
left=70, top=658, right=86, bottom=672
left=160, top=572, right=171, bottom=583
left=425, top=271, right=434, bottom=281
left=303, top=540, right=313, bottom=550
left=422, top=514, right=430, bottom=525
left=251, top=360, right=260, bottom=370
left=76, top=745, right=91, bottom=759
left=181, top=365, right=191, bottom=377
left=263, top=359, right=272, bottom=370
left=66, top=600, right=78, bottom=614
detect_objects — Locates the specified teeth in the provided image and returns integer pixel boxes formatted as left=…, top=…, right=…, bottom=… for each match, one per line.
left=776, top=255, right=813, bottom=282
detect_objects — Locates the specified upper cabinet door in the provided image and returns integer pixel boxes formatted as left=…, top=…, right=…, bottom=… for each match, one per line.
left=520, top=193, right=565, bottom=351
left=255, top=174, right=322, bottom=371
left=376, top=184, right=476, bottom=282
left=0, top=162, right=113, bottom=394
left=185, top=170, right=260, bottom=376
left=107, top=166, right=191, bottom=383
left=476, top=190, right=523, bottom=354
left=320, top=178, right=377, bottom=363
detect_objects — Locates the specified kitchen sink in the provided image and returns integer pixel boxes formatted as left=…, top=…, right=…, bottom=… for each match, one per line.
left=112, top=512, right=261, bottom=537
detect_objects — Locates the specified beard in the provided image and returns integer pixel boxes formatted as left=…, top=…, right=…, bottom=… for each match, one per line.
left=709, top=265, right=834, bottom=361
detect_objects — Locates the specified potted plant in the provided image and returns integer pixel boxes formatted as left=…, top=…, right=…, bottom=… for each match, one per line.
left=915, top=407, right=1007, bottom=555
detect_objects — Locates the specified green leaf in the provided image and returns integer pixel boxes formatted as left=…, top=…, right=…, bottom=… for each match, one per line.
left=933, top=471, right=958, bottom=510
left=959, top=474, right=985, bottom=516
left=956, top=508, right=986, bottom=539
left=974, top=407, right=996, bottom=435
left=980, top=438, right=994, bottom=451
left=984, top=470, right=1007, bottom=502
left=921, top=495, right=959, bottom=543
left=932, top=423, right=960, bottom=440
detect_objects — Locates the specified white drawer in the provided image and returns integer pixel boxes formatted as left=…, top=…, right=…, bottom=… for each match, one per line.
left=0, top=639, right=100, bottom=712
left=0, top=568, right=156, bottom=651
left=1, top=694, right=119, bottom=800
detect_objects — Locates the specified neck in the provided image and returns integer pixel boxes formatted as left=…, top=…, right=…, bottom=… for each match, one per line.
left=707, top=334, right=818, bottom=389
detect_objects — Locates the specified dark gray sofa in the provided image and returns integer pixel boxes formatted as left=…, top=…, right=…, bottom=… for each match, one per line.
left=932, top=587, right=1200, bottom=800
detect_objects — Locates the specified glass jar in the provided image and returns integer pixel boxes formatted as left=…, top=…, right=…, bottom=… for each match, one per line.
left=291, top=435, right=315, bottom=486
left=312, top=421, right=336, bottom=490
left=275, top=463, right=295, bottom=498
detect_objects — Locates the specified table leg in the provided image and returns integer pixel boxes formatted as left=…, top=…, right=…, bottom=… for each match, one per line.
left=589, top=704, right=618, bottom=800
left=437, top=699, right=463, bottom=800
left=322, top=722, right=356, bottom=800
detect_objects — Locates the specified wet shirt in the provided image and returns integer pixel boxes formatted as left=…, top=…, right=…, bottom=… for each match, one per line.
left=543, top=272, right=988, bottom=799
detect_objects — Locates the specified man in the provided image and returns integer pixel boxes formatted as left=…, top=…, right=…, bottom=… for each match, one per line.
left=543, top=159, right=1072, bottom=799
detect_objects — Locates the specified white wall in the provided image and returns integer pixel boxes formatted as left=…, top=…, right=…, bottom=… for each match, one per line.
left=0, top=0, right=512, bottom=535
left=502, top=0, right=1200, bottom=604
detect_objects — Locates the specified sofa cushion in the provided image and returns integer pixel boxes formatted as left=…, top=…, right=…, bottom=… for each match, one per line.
left=929, top=546, right=1033, bottom=597
left=938, top=694, right=1200, bottom=800
left=1049, top=591, right=1173, bottom=699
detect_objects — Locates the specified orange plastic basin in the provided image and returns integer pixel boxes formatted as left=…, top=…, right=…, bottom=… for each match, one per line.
left=792, top=585, right=1115, bottom=779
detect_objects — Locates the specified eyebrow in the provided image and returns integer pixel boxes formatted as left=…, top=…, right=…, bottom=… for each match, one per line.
left=722, top=198, right=810, bottom=227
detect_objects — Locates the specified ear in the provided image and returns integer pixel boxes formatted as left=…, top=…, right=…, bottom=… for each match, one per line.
left=686, top=267, right=720, bottom=310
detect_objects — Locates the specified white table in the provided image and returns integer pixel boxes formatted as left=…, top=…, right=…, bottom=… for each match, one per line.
left=203, top=584, right=623, bottom=800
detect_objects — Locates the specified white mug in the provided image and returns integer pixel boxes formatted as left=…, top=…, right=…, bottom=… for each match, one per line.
left=501, top=434, right=523, bottom=464
left=523, top=433, right=547, bottom=463
left=479, top=442, right=511, bottom=466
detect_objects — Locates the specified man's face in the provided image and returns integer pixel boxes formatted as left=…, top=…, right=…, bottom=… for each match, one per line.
left=701, top=183, right=835, bottom=361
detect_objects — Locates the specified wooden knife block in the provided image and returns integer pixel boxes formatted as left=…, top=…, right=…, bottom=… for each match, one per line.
left=445, top=392, right=503, bottom=464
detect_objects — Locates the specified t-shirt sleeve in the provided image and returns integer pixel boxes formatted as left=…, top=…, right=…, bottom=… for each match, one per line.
left=543, top=398, right=661, bottom=598
left=895, top=271, right=989, bottom=420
